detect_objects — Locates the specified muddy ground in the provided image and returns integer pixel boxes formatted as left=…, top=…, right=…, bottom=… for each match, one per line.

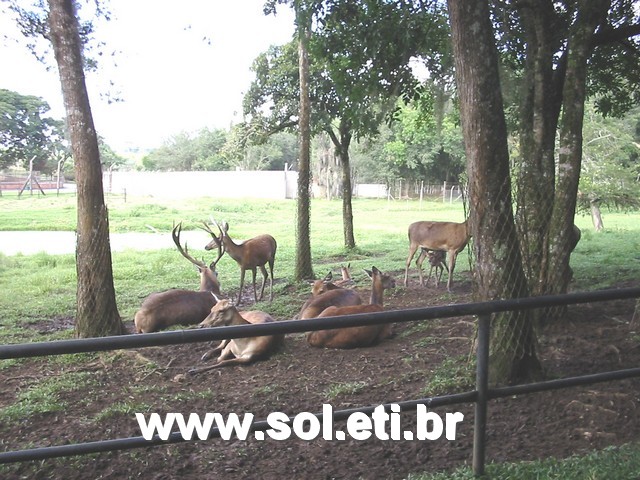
left=1, top=273, right=639, bottom=479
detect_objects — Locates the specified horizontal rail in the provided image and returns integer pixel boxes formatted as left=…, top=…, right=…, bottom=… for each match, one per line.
left=0, top=391, right=478, bottom=464
left=0, top=286, right=638, bottom=468
left=1, top=287, right=639, bottom=360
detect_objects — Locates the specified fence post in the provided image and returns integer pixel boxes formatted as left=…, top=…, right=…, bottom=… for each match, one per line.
left=473, top=314, right=491, bottom=476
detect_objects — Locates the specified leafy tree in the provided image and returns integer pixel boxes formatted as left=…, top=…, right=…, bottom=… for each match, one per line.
left=578, top=105, right=640, bottom=229
left=448, top=0, right=541, bottom=384
left=7, top=0, right=124, bottom=337
left=490, top=0, right=640, bottom=302
left=248, top=0, right=446, bottom=249
left=47, top=0, right=124, bottom=337
left=0, top=88, right=67, bottom=173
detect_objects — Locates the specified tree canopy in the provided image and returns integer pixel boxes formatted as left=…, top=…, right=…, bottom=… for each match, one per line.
left=0, top=88, right=67, bottom=172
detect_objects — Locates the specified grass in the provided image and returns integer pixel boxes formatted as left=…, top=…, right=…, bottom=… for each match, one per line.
left=0, top=193, right=639, bottom=477
left=406, top=442, right=640, bottom=479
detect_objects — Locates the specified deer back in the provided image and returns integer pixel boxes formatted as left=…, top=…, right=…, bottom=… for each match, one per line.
left=307, top=304, right=390, bottom=348
left=408, top=220, right=470, bottom=252
left=134, top=289, right=216, bottom=333
left=298, top=288, right=363, bottom=319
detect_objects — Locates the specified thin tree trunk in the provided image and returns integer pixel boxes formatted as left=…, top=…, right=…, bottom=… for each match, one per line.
left=448, top=0, right=541, bottom=384
left=294, top=5, right=314, bottom=281
left=48, top=0, right=124, bottom=337
left=327, top=121, right=356, bottom=249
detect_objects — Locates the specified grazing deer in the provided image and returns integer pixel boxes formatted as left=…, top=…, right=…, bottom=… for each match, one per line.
left=203, top=219, right=277, bottom=306
left=306, top=266, right=396, bottom=349
left=416, top=248, right=448, bottom=288
left=188, top=298, right=284, bottom=373
left=134, top=223, right=223, bottom=333
left=404, top=219, right=470, bottom=291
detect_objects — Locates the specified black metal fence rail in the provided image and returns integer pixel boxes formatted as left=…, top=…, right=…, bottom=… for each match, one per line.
left=1, top=287, right=639, bottom=476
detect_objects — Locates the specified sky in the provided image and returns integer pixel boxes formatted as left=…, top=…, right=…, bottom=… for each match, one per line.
left=0, top=1, right=295, bottom=154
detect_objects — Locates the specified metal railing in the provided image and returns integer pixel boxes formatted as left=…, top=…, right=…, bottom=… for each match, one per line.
left=1, top=286, right=639, bottom=476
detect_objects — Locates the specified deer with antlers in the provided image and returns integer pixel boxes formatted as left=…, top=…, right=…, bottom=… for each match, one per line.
left=306, top=266, right=396, bottom=349
left=133, top=223, right=223, bottom=333
left=203, top=219, right=277, bottom=306
left=404, top=219, right=470, bottom=292
left=188, top=297, right=284, bottom=374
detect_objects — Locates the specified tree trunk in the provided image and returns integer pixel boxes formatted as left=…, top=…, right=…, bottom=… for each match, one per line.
left=48, top=0, right=124, bottom=337
left=547, top=0, right=610, bottom=297
left=448, top=0, right=542, bottom=384
left=590, top=202, right=604, bottom=231
left=294, top=6, right=314, bottom=281
left=514, top=1, right=560, bottom=297
left=327, top=121, right=356, bottom=250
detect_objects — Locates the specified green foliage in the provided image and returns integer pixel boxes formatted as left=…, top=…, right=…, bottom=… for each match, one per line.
left=578, top=105, right=640, bottom=212
left=0, top=88, right=68, bottom=172
left=407, top=443, right=640, bottom=480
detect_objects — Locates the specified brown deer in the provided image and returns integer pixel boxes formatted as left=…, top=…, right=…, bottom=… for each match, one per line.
left=203, top=219, right=277, bottom=306
left=297, top=277, right=363, bottom=319
left=306, top=266, right=396, bottom=349
left=188, top=298, right=284, bottom=373
left=134, top=223, right=223, bottom=333
left=309, top=264, right=354, bottom=297
left=416, top=248, right=448, bottom=288
left=404, top=219, right=470, bottom=291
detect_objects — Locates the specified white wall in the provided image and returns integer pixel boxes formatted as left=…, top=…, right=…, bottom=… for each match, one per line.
left=104, top=170, right=299, bottom=199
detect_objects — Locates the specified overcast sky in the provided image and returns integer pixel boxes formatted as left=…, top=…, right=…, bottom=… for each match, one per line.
left=0, top=1, right=295, bottom=154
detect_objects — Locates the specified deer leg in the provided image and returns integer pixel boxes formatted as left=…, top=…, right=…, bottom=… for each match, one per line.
left=404, top=244, right=419, bottom=287
left=416, top=249, right=427, bottom=287
left=237, top=268, right=247, bottom=306
left=251, top=267, right=259, bottom=302
left=426, top=265, right=435, bottom=288
left=268, top=259, right=275, bottom=301
left=446, top=251, right=458, bottom=292
left=258, top=264, right=268, bottom=301
left=201, top=340, right=229, bottom=361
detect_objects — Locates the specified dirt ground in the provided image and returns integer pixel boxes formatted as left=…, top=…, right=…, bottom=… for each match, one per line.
left=1, top=273, right=639, bottom=480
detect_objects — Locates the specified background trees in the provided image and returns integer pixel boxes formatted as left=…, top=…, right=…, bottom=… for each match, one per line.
left=0, top=89, right=68, bottom=173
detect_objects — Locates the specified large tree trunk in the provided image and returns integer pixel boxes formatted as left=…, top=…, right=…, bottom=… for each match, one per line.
left=48, top=0, right=124, bottom=337
left=547, top=0, right=610, bottom=298
left=448, top=0, right=542, bottom=384
left=514, top=1, right=561, bottom=297
left=294, top=6, right=314, bottom=281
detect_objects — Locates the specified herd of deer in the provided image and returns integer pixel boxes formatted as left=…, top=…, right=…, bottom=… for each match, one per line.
left=133, top=218, right=471, bottom=373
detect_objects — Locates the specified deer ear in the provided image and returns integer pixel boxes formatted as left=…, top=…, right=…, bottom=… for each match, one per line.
left=363, top=269, right=373, bottom=278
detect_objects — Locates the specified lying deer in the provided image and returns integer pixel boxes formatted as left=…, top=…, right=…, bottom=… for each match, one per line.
left=306, top=266, right=396, bottom=349
left=309, top=264, right=354, bottom=297
left=404, top=219, right=470, bottom=291
left=134, top=223, right=223, bottom=333
left=416, top=248, right=448, bottom=288
left=297, top=277, right=363, bottom=319
left=203, top=219, right=277, bottom=306
left=188, top=298, right=284, bottom=373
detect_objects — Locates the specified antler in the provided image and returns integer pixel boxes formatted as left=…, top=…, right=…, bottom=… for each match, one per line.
left=172, top=222, right=208, bottom=269
left=199, top=219, right=225, bottom=267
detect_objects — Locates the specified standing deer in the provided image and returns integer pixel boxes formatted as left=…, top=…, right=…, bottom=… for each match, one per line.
left=416, top=248, right=448, bottom=288
left=404, top=219, right=470, bottom=291
left=188, top=298, right=284, bottom=373
left=306, top=266, right=396, bottom=349
left=134, top=223, right=223, bottom=333
left=203, top=219, right=277, bottom=306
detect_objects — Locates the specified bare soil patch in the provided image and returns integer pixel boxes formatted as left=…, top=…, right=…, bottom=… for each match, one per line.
left=1, top=274, right=639, bottom=479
